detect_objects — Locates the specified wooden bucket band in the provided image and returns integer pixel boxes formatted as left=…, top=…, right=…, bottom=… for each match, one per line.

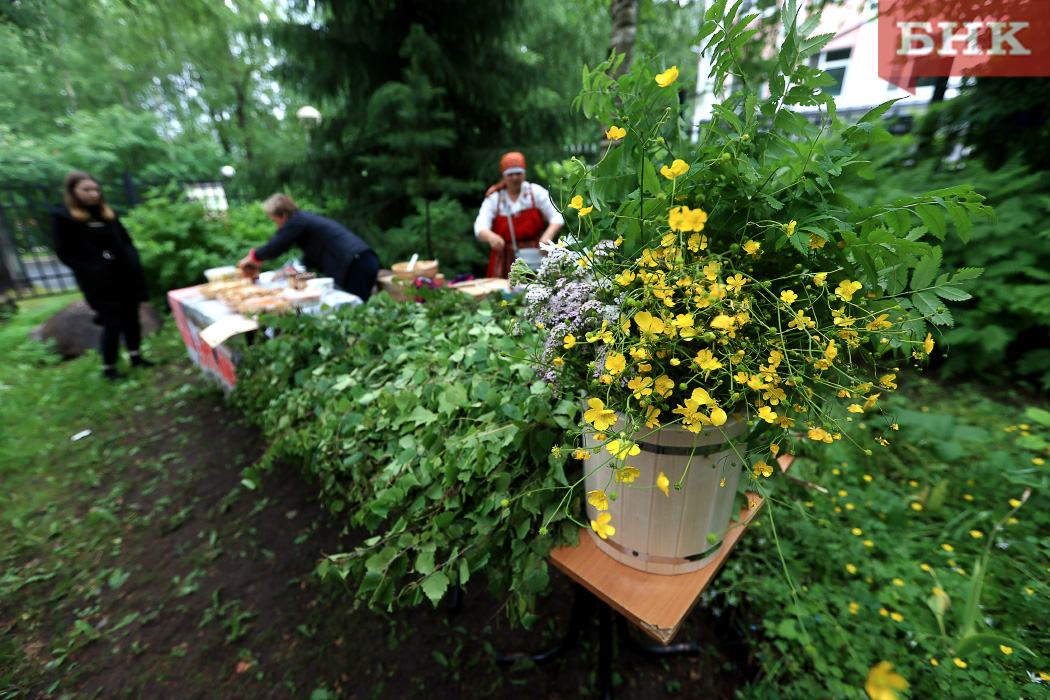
left=599, top=535, right=725, bottom=564
left=636, top=439, right=734, bottom=458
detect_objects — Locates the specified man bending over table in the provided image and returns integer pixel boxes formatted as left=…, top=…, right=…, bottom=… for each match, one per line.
left=238, top=194, right=379, bottom=301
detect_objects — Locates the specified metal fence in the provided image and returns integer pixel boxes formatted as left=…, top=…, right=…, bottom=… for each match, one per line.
left=0, top=174, right=251, bottom=300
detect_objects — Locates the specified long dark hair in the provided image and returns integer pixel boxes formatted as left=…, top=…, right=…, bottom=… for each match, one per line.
left=63, top=171, right=115, bottom=222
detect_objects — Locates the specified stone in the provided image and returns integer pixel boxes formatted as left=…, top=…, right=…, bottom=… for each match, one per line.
left=32, top=299, right=163, bottom=358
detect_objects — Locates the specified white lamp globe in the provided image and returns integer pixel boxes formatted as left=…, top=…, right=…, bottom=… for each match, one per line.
left=296, top=105, right=322, bottom=130
left=220, top=165, right=236, bottom=178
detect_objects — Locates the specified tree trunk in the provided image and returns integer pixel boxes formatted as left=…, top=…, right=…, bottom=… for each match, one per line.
left=234, top=76, right=253, bottom=164
left=931, top=76, right=950, bottom=104
left=609, top=0, right=638, bottom=79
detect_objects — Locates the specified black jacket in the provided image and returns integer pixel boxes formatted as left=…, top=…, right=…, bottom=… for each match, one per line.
left=51, top=205, right=148, bottom=313
left=254, top=210, right=373, bottom=282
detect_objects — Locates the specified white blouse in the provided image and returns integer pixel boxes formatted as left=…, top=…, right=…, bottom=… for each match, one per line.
left=473, top=182, right=565, bottom=237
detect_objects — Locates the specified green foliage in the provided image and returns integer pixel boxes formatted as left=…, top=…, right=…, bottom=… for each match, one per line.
left=122, top=195, right=272, bottom=305
left=717, top=382, right=1050, bottom=699
left=849, top=152, right=1050, bottom=389
left=378, top=196, right=487, bottom=277
left=230, top=294, right=580, bottom=623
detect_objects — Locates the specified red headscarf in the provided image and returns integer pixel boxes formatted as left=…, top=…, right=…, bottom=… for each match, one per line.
left=485, top=152, right=527, bottom=197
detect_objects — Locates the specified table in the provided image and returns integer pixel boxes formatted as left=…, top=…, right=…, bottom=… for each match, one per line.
left=167, top=283, right=361, bottom=391
left=499, top=454, right=796, bottom=699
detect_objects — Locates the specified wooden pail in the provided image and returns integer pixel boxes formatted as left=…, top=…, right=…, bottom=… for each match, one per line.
left=582, top=415, right=748, bottom=575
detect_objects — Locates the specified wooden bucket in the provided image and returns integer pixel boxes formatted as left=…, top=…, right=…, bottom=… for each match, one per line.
left=582, top=414, right=749, bottom=575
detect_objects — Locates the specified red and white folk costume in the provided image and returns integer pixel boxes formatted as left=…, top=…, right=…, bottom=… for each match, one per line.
left=474, top=152, right=564, bottom=279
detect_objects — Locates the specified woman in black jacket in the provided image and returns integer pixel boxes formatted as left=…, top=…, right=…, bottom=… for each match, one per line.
left=51, top=171, right=152, bottom=380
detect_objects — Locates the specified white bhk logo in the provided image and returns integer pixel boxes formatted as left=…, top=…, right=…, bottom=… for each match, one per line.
left=896, top=21, right=1032, bottom=56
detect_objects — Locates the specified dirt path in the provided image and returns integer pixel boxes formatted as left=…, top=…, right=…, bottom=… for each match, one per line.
left=4, top=362, right=754, bottom=699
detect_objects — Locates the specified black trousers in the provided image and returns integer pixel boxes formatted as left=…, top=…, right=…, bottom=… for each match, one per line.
left=99, top=298, right=142, bottom=366
left=340, top=251, right=380, bottom=302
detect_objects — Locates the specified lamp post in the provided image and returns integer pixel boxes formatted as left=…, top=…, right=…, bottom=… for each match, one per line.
left=296, top=105, right=322, bottom=144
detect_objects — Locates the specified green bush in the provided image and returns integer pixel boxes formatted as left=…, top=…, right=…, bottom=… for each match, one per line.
left=230, top=293, right=580, bottom=625
left=376, top=195, right=487, bottom=276
left=851, top=148, right=1050, bottom=389
left=717, top=382, right=1050, bottom=699
left=122, top=195, right=272, bottom=306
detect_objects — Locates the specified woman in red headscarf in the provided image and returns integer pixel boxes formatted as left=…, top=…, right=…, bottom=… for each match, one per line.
left=474, top=152, right=564, bottom=278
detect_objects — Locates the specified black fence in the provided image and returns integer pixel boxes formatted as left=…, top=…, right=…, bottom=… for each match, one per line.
left=0, top=174, right=252, bottom=300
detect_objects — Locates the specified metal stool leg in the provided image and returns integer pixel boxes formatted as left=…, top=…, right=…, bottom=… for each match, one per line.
left=494, top=583, right=592, bottom=666
left=598, top=601, right=615, bottom=700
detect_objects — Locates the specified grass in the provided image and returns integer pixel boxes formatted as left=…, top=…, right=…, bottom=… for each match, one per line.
left=0, top=293, right=183, bottom=534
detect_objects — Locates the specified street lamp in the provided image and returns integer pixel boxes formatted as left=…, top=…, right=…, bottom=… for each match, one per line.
left=296, top=105, right=322, bottom=131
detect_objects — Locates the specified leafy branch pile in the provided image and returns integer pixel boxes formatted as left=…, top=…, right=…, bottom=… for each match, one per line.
left=231, top=293, right=581, bottom=624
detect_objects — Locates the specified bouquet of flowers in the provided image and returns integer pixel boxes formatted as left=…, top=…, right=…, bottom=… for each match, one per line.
left=513, top=0, right=992, bottom=534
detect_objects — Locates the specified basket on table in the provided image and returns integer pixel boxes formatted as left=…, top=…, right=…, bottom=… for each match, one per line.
left=392, top=259, right=439, bottom=281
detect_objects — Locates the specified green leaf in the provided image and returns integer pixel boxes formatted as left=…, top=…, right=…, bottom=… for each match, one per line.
left=910, top=248, right=942, bottom=291
left=421, top=571, right=449, bottom=605
left=955, top=633, right=1036, bottom=659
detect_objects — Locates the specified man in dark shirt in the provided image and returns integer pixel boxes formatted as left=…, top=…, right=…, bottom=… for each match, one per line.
left=238, top=194, right=379, bottom=301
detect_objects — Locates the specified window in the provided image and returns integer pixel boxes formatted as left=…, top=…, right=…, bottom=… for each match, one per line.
left=817, top=48, right=852, bottom=97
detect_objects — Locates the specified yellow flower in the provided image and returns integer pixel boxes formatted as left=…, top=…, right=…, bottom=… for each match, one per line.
left=863, top=540, right=874, bottom=547
left=932, top=587, right=944, bottom=596
left=813, top=272, right=828, bottom=287
left=847, top=404, right=865, bottom=413
left=551, top=444, right=561, bottom=457
left=865, top=661, right=909, bottom=700
left=564, top=334, right=576, bottom=349
left=591, top=511, right=615, bottom=539
left=941, top=543, right=954, bottom=552
left=780, top=290, right=798, bottom=305
left=634, top=311, right=666, bottom=335
left=920, top=563, right=932, bottom=572
left=587, top=489, right=609, bottom=511
left=584, top=398, right=617, bottom=432
left=753, top=461, right=774, bottom=478
left=628, top=376, right=654, bottom=399
left=573, top=449, right=590, bottom=460
left=605, top=125, right=626, bottom=141
left=757, top=406, right=778, bottom=424
left=606, top=439, right=641, bottom=460
left=642, top=405, right=659, bottom=428
left=846, top=564, right=857, bottom=574
left=825, top=340, right=838, bottom=361
left=1009, top=498, right=1021, bottom=507
left=604, top=352, right=626, bottom=375
left=786, top=220, right=797, bottom=237
left=969, top=530, right=983, bottom=538
left=726, top=274, right=748, bottom=294
left=742, top=240, right=761, bottom=257
left=952, top=658, right=966, bottom=669
left=693, top=348, right=723, bottom=372
left=892, top=578, right=905, bottom=586
left=848, top=602, right=860, bottom=614
left=924, top=333, right=935, bottom=354
left=653, top=375, right=675, bottom=398
left=616, top=466, right=641, bottom=483
left=852, top=528, right=863, bottom=536
left=930, top=658, right=939, bottom=666
left=553, top=357, right=564, bottom=367
left=835, top=280, right=863, bottom=301
left=809, top=234, right=828, bottom=250
left=578, top=206, right=594, bottom=217
left=660, top=158, right=689, bottom=180
left=890, top=612, right=904, bottom=622
left=685, top=208, right=708, bottom=231
left=654, top=65, right=679, bottom=87
left=879, top=373, right=897, bottom=390
left=656, top=472, right=670, bottom=497
left=569, top=195, right=584, bottom=209
left=999, top=645, right=1013, bottom=655
left=615, top=270, right=636, bottom=286
left=911, top=503, right=923, bottom=511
